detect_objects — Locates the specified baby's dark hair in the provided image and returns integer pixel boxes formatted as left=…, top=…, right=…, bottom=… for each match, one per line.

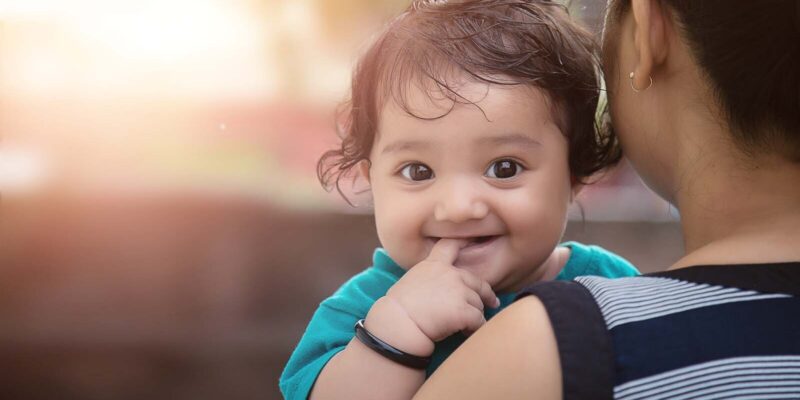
left=318, top=0, right=621, bottom=198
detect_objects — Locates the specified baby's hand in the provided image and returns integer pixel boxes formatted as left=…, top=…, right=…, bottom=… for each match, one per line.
left=366, top=239, right=499, bottom=355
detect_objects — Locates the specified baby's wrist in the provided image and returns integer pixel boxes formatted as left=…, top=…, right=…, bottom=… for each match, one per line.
left=364, top=296, right=435, bottom=357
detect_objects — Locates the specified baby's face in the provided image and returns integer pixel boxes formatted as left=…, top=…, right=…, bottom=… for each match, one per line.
left=367, top=81, right=574, bottom=293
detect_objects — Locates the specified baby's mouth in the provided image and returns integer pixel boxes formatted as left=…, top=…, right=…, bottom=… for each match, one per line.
left=464, top=235, right=497, bottom=247
left=430, top=235, right=500, bottom=248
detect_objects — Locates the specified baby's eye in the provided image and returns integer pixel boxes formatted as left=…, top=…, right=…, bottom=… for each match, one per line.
left=485, top=159, right=523, bottom=179
left=400, top=163, right=434, bottom=181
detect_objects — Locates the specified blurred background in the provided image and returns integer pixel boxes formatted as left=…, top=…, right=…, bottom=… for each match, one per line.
left=0, top=0, right=682, bottom=399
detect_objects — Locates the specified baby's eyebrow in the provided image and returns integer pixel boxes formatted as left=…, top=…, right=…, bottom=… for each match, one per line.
left=380, top=140, right=430, bottom=155
left=477, top=133, right=542, bottom=148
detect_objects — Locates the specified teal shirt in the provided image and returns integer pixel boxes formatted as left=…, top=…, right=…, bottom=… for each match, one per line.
left=279, top=241, right=639, bottom=399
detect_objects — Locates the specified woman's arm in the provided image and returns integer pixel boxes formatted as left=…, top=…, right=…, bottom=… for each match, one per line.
left=413, top=296, right=562, bottom=400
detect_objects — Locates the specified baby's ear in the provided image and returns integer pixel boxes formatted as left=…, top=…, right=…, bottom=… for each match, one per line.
left=357, top=159, right=372, bottom=184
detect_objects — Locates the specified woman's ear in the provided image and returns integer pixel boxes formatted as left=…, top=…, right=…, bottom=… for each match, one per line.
left=630, top=0, right=669, bottom=88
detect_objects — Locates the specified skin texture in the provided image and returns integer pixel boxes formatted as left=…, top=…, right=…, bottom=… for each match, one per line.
left=310, top=80, right=574, bottom=400
left=413, top=0, right=800, bottom=399
left=415, top=295, right=562, bottom=400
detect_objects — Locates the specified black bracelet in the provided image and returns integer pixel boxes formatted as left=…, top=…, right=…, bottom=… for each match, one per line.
left=354, top=319, right=431, bottom=370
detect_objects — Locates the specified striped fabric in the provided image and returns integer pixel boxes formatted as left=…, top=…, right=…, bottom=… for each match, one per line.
left=571, top=268, right=800, bottom=400
left=575, top=276, right=792, bottom=329
left=612, top=356, right=800, bottom=400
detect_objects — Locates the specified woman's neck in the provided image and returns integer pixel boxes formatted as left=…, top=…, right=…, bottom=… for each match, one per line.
left=620, top=12, right=800, bottom=270
left=672, top=150, right=800, bottom=269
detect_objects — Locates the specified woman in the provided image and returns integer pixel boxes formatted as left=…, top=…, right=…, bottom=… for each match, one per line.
left=414, top=0, right=800, bottom=398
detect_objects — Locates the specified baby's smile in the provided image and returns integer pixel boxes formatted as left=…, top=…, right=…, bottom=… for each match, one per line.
left=427, top=235, right=500, bottom=247
left=425, top=234, right=505, bottom=267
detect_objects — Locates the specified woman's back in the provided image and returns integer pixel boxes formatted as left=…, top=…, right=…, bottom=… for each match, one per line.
left=519, top=264, right=800, bottom=399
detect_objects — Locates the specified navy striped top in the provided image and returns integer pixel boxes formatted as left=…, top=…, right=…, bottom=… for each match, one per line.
left=518, top=262, right=800, bottom=399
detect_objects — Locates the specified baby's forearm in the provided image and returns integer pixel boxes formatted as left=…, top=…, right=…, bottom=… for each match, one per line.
left=310, top=337, right=425, bottom=399
left=310, top=297, right=434, bottom=400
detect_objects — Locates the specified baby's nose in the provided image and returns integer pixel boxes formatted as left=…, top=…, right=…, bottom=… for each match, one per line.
left=433, top=179, right=489, bottom=223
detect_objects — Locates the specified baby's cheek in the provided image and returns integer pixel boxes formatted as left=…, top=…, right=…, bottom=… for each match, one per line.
left=507, top=200, right=566, bottom=248
left=376, top=218, right=424, bottom=270
left=504, top=196, right=550, bottom=226
left=386, top=244, right=428, bottom=271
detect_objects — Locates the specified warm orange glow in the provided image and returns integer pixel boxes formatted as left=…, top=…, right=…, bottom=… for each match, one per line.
left=1, top=0, right=277, bottom=100
left=0, top=145, right=50, bottom=194
left=0, top=0, right=357, bottom=207
left=0, top=0, right=665, bottom=213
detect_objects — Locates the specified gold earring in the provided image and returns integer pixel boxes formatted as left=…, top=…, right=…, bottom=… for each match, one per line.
left=629, top=71, right=653, bottom=92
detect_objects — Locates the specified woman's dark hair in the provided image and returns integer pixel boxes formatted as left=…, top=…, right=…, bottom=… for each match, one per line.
left=609, top=0, right=800, bottom=161
left=318, top=0, right=621, bottom=199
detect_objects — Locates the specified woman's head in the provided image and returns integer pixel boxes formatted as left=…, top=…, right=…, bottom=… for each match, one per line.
left=318, top=0, right=622, bottom=198
left=602, top=0, right=800, bottom=200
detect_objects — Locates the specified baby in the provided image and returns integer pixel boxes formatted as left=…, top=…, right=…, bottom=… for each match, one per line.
left=280, top=1, right=638, bottom=399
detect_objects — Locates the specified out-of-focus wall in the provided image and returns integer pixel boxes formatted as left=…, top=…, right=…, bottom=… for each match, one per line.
left=0, top=1, right=682, bottom=399
left=0, top=196, right=682, bottom=400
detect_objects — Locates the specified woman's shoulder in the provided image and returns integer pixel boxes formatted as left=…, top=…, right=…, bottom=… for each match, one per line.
left=414, top=295, right=562, bottom=400
left=416, top=265, right=800, bottom=400
left=415, top=279, right=621, bottom=400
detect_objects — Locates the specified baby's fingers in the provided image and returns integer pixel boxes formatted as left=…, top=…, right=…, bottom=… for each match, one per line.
left=426, top=238, right=467, bottom=265
left=459, top=270, right=500, bottom=309
left=464, top=289, right=485, bottom=312
left=460, top=305, right=487, bottom=337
